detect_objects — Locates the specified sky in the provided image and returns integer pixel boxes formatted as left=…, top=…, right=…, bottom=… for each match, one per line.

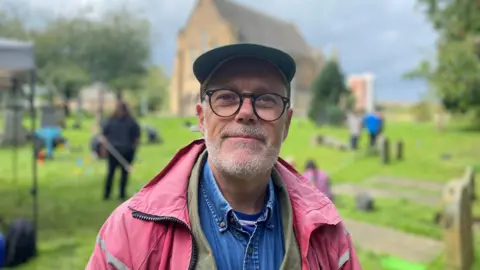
left=5, top=0, right=438, bottom=103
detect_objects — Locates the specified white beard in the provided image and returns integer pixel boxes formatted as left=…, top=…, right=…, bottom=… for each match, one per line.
left=203, top=121, right=280, bottom=179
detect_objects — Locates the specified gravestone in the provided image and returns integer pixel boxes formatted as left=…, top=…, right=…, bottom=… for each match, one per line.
left=464, top=166, right=476, bottom=201
left=379, top=137, right=390, bottom=165
left=0, top=104, right=29, bottom=146
left=144, top=125, right=163, bottom=144
left=395, top=140, right=404, bottom=161
left=440, top=179, right=474, bottom=270
left=189, top=124, right=200, bottom=132
left=40, top=106, right=65, bottom=128
left=355, top=193, right=375, bottom=212
left=310, top=134, right=324, bottom=146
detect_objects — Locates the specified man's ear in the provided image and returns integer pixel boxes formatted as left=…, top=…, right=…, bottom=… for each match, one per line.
left=282, top=108, right=293, bottom=142
left=196, top=103, right=205, bottom=135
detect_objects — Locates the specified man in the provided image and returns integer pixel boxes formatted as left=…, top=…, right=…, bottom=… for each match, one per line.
left=87, top=43, right=361, bottom=270
left=346, top=110, right=363, bottom=150
left=363, top=110, right=384, bottom=148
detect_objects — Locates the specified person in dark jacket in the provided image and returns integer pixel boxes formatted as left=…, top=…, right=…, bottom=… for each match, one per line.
left=101, top=101, right=140, bottom=200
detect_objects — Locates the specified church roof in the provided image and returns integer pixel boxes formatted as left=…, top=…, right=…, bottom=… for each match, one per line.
left=213, top=0, right=312, bottom=57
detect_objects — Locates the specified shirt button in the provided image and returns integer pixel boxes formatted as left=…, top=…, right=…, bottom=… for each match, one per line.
left=219, top=221, right=226, bottom=228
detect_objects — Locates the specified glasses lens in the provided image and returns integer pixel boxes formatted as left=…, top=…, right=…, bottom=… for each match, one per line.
left=254, top=93, right=285, bottom=121
left=210, top=89, right=241, bottom=117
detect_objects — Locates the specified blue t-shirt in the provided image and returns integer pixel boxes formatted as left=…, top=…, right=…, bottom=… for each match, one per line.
left=364, top=113, right=383, bottom=134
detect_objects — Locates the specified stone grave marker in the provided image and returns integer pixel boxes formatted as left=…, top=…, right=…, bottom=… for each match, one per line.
left=310, top=134, right=324, bottom=146
left=395, top=140, right=404, bottom=161
left=355, top=193, right=375, bottom=212
left=40, top=106, right=65, bottom=128
left=1, top=104, right=29, bottom=146
left=379, top=137, right=390, bottom=165
left=440, top=179, right=474, bottom=270
left=464, top=166, right=476, bottom=201
left=189, top=124, right=200, bottom=132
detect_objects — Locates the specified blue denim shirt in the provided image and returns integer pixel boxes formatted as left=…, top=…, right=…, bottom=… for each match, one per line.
left=199, top=160, right=285, bottom=270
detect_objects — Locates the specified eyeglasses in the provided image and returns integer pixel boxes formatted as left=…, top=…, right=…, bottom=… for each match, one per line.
left=205, top=89, right=290, bottom=122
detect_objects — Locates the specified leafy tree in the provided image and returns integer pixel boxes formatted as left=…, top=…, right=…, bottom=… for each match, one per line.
left=308, top=60, right=348, bottom=125
left=0, top=10, right=30, bottom=40
left=408, top=0, right=480, bottom=126
left=81, top=6, right=151, bottom=95
left=142, top=66, right=170, bottom=112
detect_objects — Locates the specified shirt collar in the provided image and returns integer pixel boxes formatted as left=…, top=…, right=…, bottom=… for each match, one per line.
left=201, top=160, right=276, bottom=232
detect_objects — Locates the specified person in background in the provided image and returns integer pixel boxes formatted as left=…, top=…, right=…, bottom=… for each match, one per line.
left=363, top=110, right=384, bottom=148
left=346, top=109, right=363, bottom=150
left=100, top=101, right=141, bottom=201
left=302, top=159, right=334, bottom=201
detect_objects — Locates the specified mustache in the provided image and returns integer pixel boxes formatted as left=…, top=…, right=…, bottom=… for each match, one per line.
left=220, top=126, right=267, bottom=142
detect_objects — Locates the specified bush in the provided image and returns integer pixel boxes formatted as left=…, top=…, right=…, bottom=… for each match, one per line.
left=312, top=104, right=345, bottom=126
left=410, top=101, right=433, bottom=122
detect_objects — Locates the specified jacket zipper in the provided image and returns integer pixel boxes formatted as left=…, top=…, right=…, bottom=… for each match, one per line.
left=132, top=210, right=198, bottom=270
left=309, top=242, right=323, bottom=270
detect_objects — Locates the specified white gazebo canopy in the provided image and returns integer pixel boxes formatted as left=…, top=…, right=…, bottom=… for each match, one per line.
left=0, top=37, right=36, bottom=88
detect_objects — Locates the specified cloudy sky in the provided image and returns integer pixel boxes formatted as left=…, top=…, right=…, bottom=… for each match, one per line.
left=9, top=0, right=438, bottom=102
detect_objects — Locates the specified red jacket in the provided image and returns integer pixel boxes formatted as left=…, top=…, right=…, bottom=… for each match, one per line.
left=87, top=140, right=362, bottom=270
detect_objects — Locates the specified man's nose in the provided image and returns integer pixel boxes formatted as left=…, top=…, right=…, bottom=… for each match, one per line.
left=234, top=98, right=258, bottom=123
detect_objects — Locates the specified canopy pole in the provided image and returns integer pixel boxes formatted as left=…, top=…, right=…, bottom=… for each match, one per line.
left=29, top=70, right=38, bottom=237
left=12, top=78, right=18, bottom=184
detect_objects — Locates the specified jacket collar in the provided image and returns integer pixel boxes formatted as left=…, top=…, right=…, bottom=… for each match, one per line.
left=129, top=139, right=340, bottom=230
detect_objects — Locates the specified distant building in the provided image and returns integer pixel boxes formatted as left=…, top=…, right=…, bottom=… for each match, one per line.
left=347, top=73, right=376, bottom=113
left=169, top=0, right=325, bottom=117
left=69, top=83, right=117, bottom=113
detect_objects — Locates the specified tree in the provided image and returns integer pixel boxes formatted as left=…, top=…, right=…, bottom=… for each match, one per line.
left=81, top=6, right=151, bottom=96
left=308, top=60, right=348, bottom=125
left=124, top=66, right=169, bottom=115
left=0, top=4, right=152, bottom=118
left=408, top=0, right=480, bottom=126
left=31, top=6, right=150, bottom=116
left=142, top=66, right=169, bottom=112
left=0, top=9, right=31, bottom=40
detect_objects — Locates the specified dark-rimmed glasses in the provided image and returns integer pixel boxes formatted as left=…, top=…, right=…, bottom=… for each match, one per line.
left=204, top=89, right=290, bottom=122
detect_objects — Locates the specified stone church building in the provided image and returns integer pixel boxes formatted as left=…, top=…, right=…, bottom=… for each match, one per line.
left=169, top=0, right=325, bottom=117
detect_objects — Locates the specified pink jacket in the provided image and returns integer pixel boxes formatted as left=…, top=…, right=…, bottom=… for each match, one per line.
left=86, top=140, right=361, bottom=270
left=303, top=169, right=334, bottom=201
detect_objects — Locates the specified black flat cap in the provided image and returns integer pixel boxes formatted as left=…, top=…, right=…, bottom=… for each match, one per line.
left=193, top=43, right=296, bottom=96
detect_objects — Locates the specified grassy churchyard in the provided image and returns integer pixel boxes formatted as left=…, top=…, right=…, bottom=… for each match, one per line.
left=0, top=115, right=479, bottom=269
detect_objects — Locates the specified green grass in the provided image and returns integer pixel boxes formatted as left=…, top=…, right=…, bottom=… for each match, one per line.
left=0, top=116, right=479, bottom=269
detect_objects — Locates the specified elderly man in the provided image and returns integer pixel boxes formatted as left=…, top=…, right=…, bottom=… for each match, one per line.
left=87, top=44, right=361, bottom=270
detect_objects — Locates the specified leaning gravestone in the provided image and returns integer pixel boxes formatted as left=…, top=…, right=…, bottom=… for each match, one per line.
left=355, top=193, right=375, bottom=212
left=440, top=179, right=474, bottom=270
left=0, top=104, right=29, bottom=146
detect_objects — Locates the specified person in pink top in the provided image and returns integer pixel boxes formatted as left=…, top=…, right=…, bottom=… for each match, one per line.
left=86, top=43, right=361, bottom=270
left=303, top=160, right=334, bottom=201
